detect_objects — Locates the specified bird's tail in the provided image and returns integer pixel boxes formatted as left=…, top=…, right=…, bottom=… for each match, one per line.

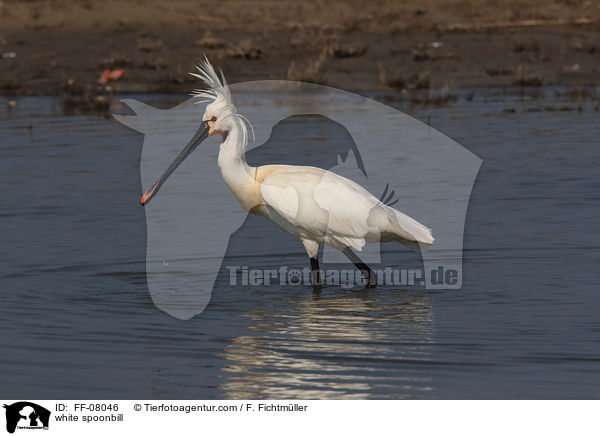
left=388, top=208, right=434, bottom=248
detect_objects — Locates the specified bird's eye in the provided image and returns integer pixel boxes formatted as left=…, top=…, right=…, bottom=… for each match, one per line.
left=209, top=116, right=217, bottom=122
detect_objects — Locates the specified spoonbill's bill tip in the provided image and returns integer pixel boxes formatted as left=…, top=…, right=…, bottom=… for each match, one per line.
left=140, top=191, right=152, bottom=206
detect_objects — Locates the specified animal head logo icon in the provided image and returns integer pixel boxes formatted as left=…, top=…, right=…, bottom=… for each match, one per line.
left=3, top=402, right=50, bottom=434
left=114, top=66, right=481, bottom=320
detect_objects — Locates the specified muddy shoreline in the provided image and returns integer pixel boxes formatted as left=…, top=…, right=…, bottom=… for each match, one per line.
left=1, top=0, right=599, bottom=101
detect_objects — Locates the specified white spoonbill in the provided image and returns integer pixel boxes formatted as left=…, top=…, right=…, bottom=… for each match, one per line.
left=140, top=59, right=434, bottom=288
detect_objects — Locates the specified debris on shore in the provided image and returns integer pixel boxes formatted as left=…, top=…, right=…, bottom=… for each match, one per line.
left=0, top=0, right=597, bottom=97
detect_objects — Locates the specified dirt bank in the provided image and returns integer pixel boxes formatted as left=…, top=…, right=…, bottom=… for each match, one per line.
left=1, top=0, right=599, bottom=98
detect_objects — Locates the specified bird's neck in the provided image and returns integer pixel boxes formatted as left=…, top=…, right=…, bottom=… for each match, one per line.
left=217, top=116, right=251, bottom=173
left=217, top=117, right=260, bottom=211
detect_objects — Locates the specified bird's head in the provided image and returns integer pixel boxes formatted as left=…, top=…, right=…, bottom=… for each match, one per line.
left=140, top=57, right=240, bottom=207
left=195, top=59, right=237, bottom=142
left=201, top=93, right=236, bottom=142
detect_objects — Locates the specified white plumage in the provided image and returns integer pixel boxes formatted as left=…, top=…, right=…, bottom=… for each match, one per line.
left=140, top=58, right=434, bottom=287
left=260, top=165, right=434, bottom=253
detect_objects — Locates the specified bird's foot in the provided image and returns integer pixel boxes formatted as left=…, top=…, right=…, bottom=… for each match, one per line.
left=363, top=270, right=377, bottom=288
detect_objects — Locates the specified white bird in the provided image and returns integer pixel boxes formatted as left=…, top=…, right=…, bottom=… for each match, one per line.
left=140, top=59, right=434, bottom=289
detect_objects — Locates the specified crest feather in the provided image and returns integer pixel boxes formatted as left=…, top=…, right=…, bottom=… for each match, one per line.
left=189, top=56, right=231, bottom=104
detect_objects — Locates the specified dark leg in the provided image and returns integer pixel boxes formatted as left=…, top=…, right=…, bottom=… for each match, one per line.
left=310, top=256, right=322, bottom=291
left=342, top=247, right=377, bottom=287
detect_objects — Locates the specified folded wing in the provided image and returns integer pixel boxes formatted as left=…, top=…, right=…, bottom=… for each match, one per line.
left=260, top=166, right=433, bottom=251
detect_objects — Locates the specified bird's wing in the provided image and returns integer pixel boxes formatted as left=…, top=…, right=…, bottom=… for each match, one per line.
left=260, top=166, right=433, bottom=250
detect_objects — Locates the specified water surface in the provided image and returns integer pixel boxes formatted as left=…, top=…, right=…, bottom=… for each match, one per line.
left=1, top=90, right=598, bottom=399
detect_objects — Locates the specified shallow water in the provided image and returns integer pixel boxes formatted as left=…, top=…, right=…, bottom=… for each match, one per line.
left=1, top=90, right=599, bottom=399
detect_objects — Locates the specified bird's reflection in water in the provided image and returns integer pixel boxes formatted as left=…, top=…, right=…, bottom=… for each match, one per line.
left=218, top=289, right=435, bottom=399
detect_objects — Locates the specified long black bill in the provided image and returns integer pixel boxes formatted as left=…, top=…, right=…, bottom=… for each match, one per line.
left=140, top=120, right=210, bottom=206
